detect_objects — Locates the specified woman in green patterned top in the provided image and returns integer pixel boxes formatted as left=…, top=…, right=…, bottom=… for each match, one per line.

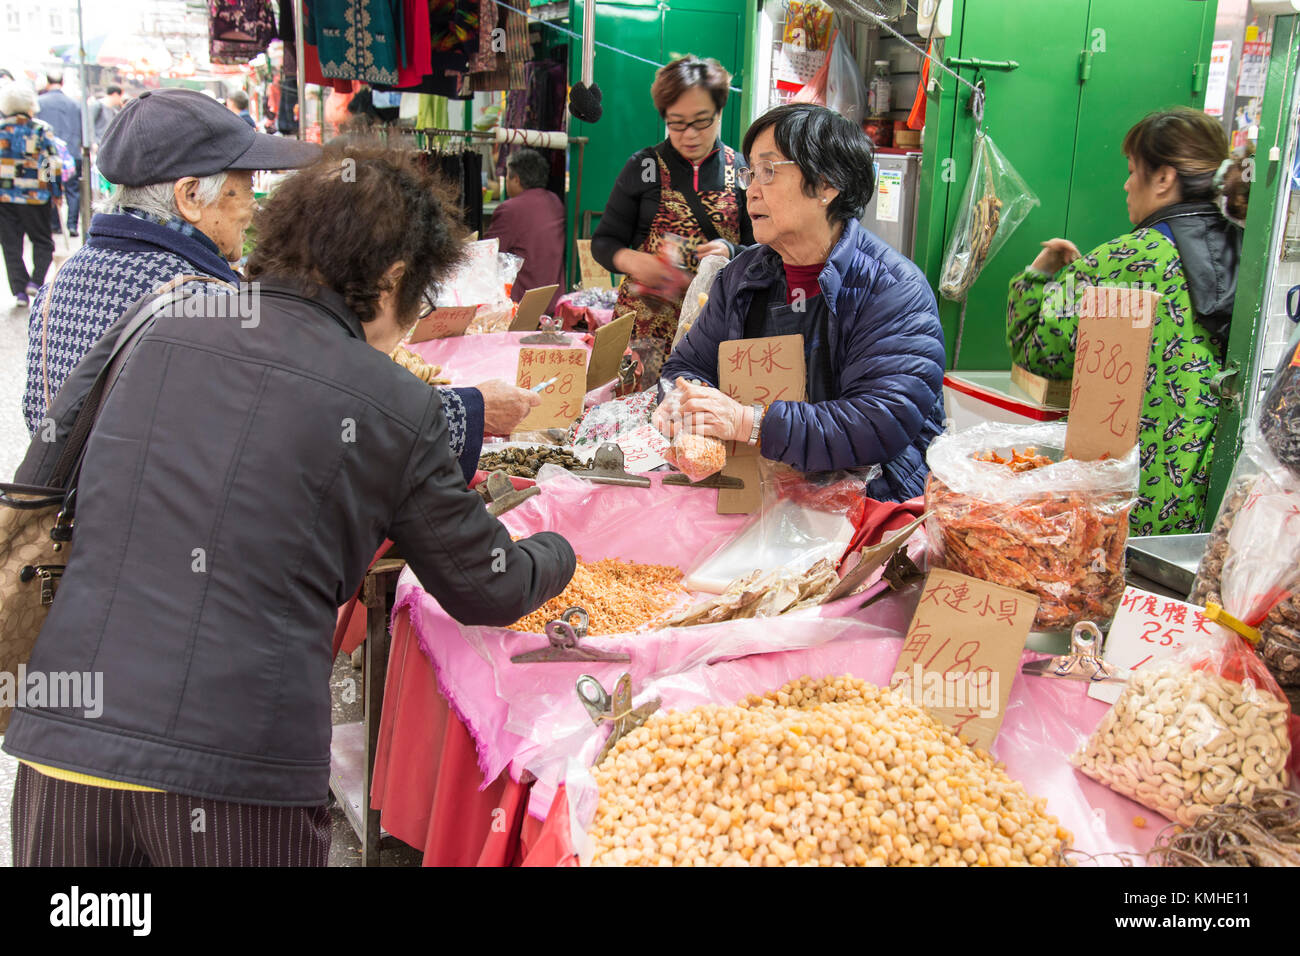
left=1007, top=108, right=1249, bottom=536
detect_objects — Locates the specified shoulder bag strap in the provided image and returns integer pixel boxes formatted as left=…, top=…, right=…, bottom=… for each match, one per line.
left=47, top=274, right=230, bottom=489
left=40, top=259, right=64, bottom=415
left=655, top=145, right=722, bottom=246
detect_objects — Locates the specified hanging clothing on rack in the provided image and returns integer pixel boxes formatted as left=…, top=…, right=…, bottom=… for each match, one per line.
left=209, top=0, right=277, bottom=64
left=416, top=146, right=485, bottom=236
left=307, top=0, right=406, bottom=86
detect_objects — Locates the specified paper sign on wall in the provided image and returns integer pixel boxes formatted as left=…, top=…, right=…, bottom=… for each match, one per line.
left=576, top=239, right=613, bottom=289
left=1064, top=287, right=1158, bottom=462
left=409, top=306, right=477, bottom=343
left=890, top=568, right=1039, bottom=750
left=1087, top=586, right=1216, bottom=705
left=513, top=348, right=587, bottom=431
left=1204, top=39, right=1233, bottom=117
left=715, top=335, right=806, bottom=514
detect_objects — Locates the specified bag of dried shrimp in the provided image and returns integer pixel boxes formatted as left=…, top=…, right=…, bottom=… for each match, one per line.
left=925, top=421, right=1138, bottom=631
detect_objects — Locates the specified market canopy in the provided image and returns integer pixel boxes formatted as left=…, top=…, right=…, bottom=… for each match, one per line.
left=50, top=33, right=173, bottom=72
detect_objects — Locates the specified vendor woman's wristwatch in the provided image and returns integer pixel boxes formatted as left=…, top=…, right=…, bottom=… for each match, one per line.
left=747, top=403, right=765, bottom=446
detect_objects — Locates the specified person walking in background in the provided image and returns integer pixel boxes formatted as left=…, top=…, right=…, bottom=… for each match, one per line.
left=484, top=148, right=566, bottom=313
left=90, top=84, right=123, bottom=146
left=0, top=82, right=62, bottom=307
left=37, top=72, right=81, bottom=236
left=226, top=89, right=256, bottom=128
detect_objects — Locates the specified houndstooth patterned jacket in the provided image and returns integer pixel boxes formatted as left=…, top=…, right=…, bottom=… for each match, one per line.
left=22, top=210, right=481, bottom=480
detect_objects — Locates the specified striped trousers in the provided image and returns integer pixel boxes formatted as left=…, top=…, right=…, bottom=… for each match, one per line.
left=10, top=764, right=332, bottom=867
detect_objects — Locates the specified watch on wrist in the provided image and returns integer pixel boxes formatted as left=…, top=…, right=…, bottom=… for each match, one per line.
left=747, top=403, right=765, bottom=445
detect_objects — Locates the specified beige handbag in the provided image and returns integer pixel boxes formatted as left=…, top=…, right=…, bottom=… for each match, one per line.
left=0, top=276, right=226, bottom=730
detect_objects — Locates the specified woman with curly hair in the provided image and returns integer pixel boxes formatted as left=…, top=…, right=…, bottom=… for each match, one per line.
left=5, top=145, right=576, bottom=867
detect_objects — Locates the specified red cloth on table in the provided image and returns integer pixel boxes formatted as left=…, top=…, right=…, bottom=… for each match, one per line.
left=370, top=609, right=550, bottom=865
left=332, top=541, right=393, bottom=658
left=839, top=495, right=926, bottom=565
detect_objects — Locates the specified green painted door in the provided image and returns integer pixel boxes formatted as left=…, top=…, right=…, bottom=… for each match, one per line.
left=939, top=0, right=1092, bottom=369
left=914, top=0, right=1217, bottom=370
left=566, top=0, right=748, bottom=286
left=1065, top=0, right=1213, bottom=255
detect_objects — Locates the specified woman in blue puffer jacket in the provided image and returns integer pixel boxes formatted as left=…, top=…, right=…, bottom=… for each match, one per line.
left=656, top=103, right=946, bottom=501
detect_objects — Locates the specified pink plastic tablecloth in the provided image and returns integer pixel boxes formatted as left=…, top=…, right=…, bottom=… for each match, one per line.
left=389, top=472, right=1159, bottom=862
left=407, top=331, right=595, bottom=388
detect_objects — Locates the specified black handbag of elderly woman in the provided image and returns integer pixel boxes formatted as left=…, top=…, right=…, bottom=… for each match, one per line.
left=0, top=289, right=182, bottom=730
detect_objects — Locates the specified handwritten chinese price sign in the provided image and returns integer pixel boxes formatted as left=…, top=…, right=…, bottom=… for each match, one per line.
left=1088, top=586, right=1216, bottom=705
left=617, top=423, right=672, bottom=472
left=514, top=347, right=587, bottom=431
left=1064, top=286, right=1159, bottom=462
left=716, top=334, right=806, bottom=514
left=890, top=568, right=1038, bottom=750
left=408, top=305, right=477, bottom=343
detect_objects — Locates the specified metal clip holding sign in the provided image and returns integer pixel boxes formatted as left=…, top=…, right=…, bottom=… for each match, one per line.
left=483, top=470, right=541, bottom=517
left=1020, top=621, right=1128, bottom=684
left=519, top=314, right=573, bottom=346
left=661, top=471, right=745, bottom=490
left=569, top=442, right=651, bottom=487
left=510, top=606, right=631, bottom=664
left=578, top=673, right=661, bottom=766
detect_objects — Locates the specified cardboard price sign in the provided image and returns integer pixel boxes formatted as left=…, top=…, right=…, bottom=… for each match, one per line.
left=409, top=306, right=477, bottom=343
left=586, top=312, right=634, bottom=392
left=1087, top=586, right=1218, bottom=705
left=514, top=348, right=587, bottom=431
left=890, top=568, right=1039, bottom=750
left=715, top=334, right=806, bottom=514
left=1064, top=287, right=1159, bottom=462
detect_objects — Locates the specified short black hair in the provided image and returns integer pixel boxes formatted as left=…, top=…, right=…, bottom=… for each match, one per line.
left=507, top=148, right=550, bottom=191
left=106, top=84, right=122, bottom=96
left=227, top=89, right=249, bottom=111
left=742, top=104, right=875, bottom=225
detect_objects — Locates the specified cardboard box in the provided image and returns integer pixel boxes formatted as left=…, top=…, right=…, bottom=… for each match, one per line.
left=1010, top=363, right=1071, bottom=408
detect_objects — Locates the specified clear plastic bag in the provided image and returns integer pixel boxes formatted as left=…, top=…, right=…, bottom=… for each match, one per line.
left=1260, top=334, right=1300, bottom=477
left=938, top=132, right=1040, bottom=301
left=1190, top=426, right=1300, bottom=687
left=684, top=461, right=876, bottom=594
left=672, top=254, right=727, bottom=351
left=1072, top=632, right=1293, bottom=826
left=924, top=421, right=1138, bottom=631
left=657, top=379, right=726, bottom=483
left=825, top=31, right=868, bottom=124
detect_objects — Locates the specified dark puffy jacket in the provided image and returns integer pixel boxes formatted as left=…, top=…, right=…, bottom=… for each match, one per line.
left=4, top=278, right=576, bottom=806
left=662, top=218, right=946, bottom=501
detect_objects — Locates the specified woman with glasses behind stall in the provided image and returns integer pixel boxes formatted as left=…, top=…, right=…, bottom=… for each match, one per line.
left=655, top=103, right=946, bottom=503
left=591, top=55, right=753, bottom=386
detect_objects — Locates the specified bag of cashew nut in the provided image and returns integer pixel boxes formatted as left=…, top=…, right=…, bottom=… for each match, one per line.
left=1190, top=425, right=1300, bottom=689
left=1072, top=632, right=1296, bottom=826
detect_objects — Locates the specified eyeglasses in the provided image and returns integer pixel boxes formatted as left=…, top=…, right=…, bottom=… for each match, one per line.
left=665, top=114, right=718, bottom=133
left=736, top=159, right=797, bottom=189
left=418, top=289, right=436, bottom=319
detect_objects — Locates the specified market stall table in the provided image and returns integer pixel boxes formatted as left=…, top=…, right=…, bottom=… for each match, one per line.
left=367, top=476, right=1163, bottom=866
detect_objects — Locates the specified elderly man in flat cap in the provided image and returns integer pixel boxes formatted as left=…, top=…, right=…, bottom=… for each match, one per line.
left=21, top=88, right=319, bottom=438
left=22, top=87, right=537, bottom=481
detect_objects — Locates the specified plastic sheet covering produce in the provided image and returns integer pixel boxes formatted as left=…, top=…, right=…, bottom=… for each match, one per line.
left=688, top=463, right=879, bottom=594
left=1190, top=426, right=1300, bottom=688
left=395, top=469, right=918, bottom=818
left=926, top=421, right=1138, bottom=631
left=546, top=636, right=1163, bottom=865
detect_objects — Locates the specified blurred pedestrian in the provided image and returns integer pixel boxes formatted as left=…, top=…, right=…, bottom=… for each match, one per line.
left=226, top=89, right=255, bottom=128
left=37, top=72, right=81, bottom=236
left=0, top=82, right=61, bottom=307
left=90, top=84, right=123, bottom=146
